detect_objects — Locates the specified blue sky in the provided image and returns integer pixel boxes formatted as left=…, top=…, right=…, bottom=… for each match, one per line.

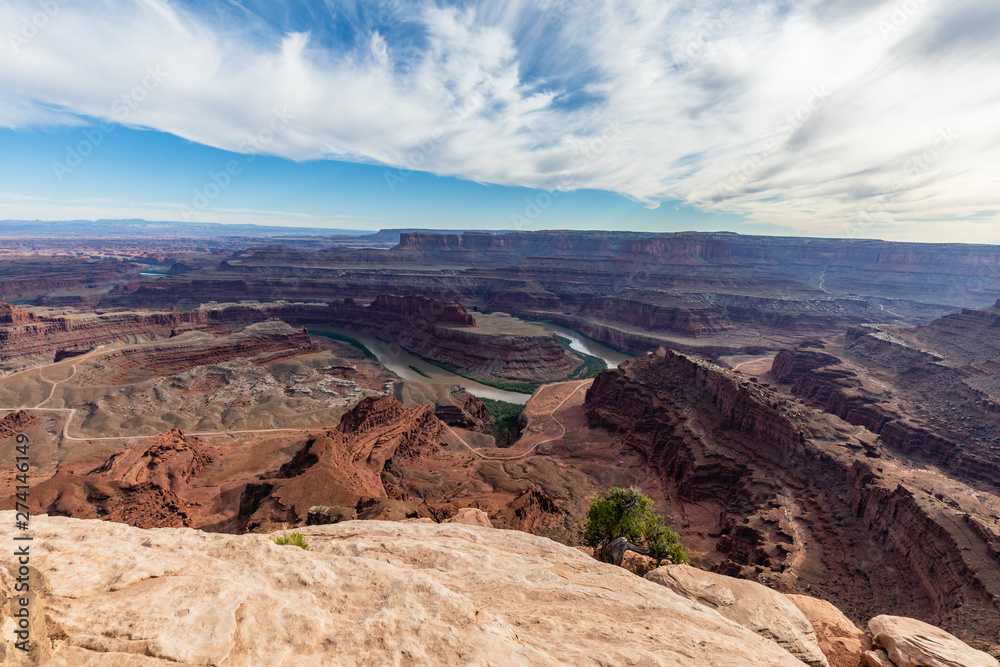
left=0, top=123, right=752, bottom=233
left=1, top=0, right=998, bottom=240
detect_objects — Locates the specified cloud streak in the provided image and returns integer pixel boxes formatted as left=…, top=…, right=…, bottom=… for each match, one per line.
left=1, top=0, right=998, bottom=236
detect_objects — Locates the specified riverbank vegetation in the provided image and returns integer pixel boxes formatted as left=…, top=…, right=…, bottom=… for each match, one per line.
left=557, top=336, right=608, bottom=380
left=479, top=398, right=525, bottom=447
left=308, top=330, right=378, bottom=360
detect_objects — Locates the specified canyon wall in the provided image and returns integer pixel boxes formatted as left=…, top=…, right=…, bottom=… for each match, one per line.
left=97, top=321, right=316, bottom=384
left=395, top=230, right=650, bottom=261
left=0, top=296, right=577, bottom=385
left=543, top=313, right=769, bottom=356
left=586, top=349, right=1000, bottom=649
left=238, top=396, right=446, bottom=531
left=771, top=321, right=1000, bottom=487
left=0, top=256, right=137, bottom=301
left=578, top=294, right=736, bottom=335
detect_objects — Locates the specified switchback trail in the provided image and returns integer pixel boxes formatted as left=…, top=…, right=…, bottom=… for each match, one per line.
left=447, top=380, right=590, bottom=461
left=732, top=357, right=772, bottom=372
left=4, top=347, right=318, bottom=442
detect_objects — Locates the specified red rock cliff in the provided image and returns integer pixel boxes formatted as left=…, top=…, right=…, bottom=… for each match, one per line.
left=585, top=350, right=1000, bottom=647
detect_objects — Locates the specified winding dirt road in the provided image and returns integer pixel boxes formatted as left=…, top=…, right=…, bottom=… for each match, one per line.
left=4, top=346, right=589, bottom=449
left=732, top=357, right=772, bottom=372
left=447, top=380, right=590, bottom=461
left=2, top=346, right=320, bottom=442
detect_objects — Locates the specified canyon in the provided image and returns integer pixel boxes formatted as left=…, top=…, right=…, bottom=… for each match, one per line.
left=2, top=228, right=1000, bottom=661
left=0, top=295, right=582, bottom=389
left=586, top=348, right=1000, bottom=651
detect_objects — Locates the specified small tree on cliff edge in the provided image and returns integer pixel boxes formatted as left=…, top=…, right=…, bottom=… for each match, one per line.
left=584, top=487, right=688, bottom=567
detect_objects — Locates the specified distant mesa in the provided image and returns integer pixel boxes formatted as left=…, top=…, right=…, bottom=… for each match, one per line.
left=0, top=303, right=37, bottom=325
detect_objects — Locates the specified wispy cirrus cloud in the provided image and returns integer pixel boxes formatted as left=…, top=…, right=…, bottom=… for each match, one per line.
left=1, top=0, right=998, bottom=236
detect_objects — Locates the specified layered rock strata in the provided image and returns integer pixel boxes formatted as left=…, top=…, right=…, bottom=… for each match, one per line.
left=237, top=396, right=447, bottom=531
left=586, top=349, right=1000, bottom=649
left=6, top=429, right=212, bottom=527
left=98, top=321, right=316, bottom=383
left=0, top=256, right=137, bottom=302
left=0, top=296, right=578, bottom=385
left=771, top=325, right=1000, bottom=486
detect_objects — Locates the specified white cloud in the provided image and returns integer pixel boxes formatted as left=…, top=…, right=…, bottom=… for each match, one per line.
left=1, top=0, right=998, bottom=237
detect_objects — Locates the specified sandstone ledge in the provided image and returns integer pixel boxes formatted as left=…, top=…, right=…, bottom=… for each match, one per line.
left=0, top=514, right=810, bottom=666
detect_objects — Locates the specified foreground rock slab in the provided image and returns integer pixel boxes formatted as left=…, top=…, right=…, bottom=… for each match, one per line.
left=862, top=649, right=895, bottom=667
left=787, top=594, right=870, bottom=667
left=868, top=615, right=999, bottom=667
left=646, top=564, right=829, bottom=667
left=0, top=514, right=810, bottom=666
left=443, top=507, right=493, bottom=527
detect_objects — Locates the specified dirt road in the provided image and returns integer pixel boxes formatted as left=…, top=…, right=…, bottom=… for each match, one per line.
left=447, top=380, right=590, bottom=461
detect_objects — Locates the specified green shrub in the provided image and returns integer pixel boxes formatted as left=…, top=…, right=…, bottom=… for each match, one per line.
left=270, top=530, right=309, bottom=550
left=584, top=487, right=687, bottom=566
left=479, top=397, right=526, bottom=447
left=555, top=335, right=608, bottom=380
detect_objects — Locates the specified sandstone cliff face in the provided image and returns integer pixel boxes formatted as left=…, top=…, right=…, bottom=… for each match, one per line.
left=395, top=230, right=647, bottom=261
left=431, top=386, right=493, bottom=431
left=0, top=514, right=813, bottom=666
left=772, top=330, right=1000, bottom=487
left=905, top=299, right=1000, bottom=362
left=98, top=321, right=316, bottom=384
left=614, top=233, right=1000, bottom=306
left=0, top=411, right=37, bottom=439
left=0, top=306, right=215, bottom=362
left=580, top=294, right=735, bottom=335
left=586, top=350, right=1000, bottom=649
left=771, top=348, right=844, bottom=383
left=238, top=396, right=445, bottom=531
left=544, top=313, right=769, bottom=356
left=483, top=289, right=563, bottom=313
left=368, top=293, right=475, bottom=326
left=0, top=304, right=36, bottom=325
left=0, top=256, right=137, bottom=302
left=7, top=429, right=212, bottom=528
left=328, top=299, right=577, bottom=383
left=618, top=232, right=734, bottom=263
left=573, top=290, right=888, bottom=340
left=0, top=296, right=576, bottom=385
